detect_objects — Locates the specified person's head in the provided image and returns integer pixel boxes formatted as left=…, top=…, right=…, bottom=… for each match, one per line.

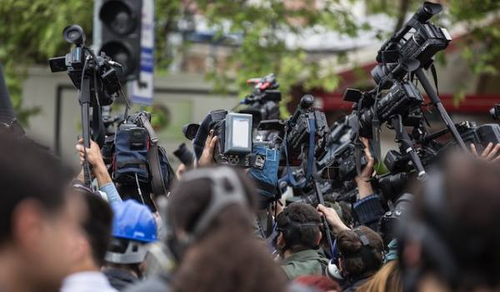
left=0, top=132, right=82, bottom=291
left=275, top=202, right=322, bottom=256
left=166, top=166, right=258, bottom=261
left=356, top=261, right=402, bottom=292
left=71, top=183, right=113, bottom=270
left=105, top=199, right=157, bottom=277
left=294, top=275, right=342, bottom=292
left=336, top=226, right=384, bottom=280
left=400, top=154, right=500, bottom=291
left=166, top=166, right=287, bottom=292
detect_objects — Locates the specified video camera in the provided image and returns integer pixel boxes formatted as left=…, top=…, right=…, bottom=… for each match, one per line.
left=372, top=2, right=452, bottom=88
left=375, top=121, right=500, bottom=204
left=209, top=109, right=266, bottom=168
left=49, top=25, right=121, bottom=106
left=344, top=80, right=424, bottom=139
left=260, top=95, right=329, bottom=166
left=239, top=73, right=282, bottom=124
left=49, top=24, right=123, bottom=186
left=317, top=115, right=367, bottom=185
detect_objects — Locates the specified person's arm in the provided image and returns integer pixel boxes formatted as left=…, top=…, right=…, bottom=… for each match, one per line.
left=353, top=195, right=385, bottom=231
left=317, top=204, right=350, bottom=235
left=355, top=137, right=375, bottom=199
left=76, top=139, right=122, bottom=205
left=352, top=137, right=385, bottom=231
left=99, top=182, right=122, bottom=206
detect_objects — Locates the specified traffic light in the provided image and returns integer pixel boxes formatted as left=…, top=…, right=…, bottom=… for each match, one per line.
left=98, top=0, right=142, bottom=83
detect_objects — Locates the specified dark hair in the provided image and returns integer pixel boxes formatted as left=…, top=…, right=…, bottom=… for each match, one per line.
left=0, top=132, right=74, bottom=245
left=337, top=226, right=384, bottom=278
left=167, top=166, right=287, bottom=292
left=276, top=202, right=322, bottom=253
left=77, top=187, right=113, bottom=266
left=407, top=154, right=500, bottom=288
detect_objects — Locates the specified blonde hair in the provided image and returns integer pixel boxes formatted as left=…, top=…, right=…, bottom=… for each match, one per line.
left=356, top=261, right=402, bottom=292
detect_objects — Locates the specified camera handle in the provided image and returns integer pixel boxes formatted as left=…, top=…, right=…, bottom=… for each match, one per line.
left=415, top=68, right=467, bottom=151
left=79, top=73, right=93, bottom=187
left=312, top=175, right=334, bottom=255
left=391, top=115, right=427, bottom=180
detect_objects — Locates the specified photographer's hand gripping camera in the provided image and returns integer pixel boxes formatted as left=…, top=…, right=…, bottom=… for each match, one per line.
left=49, top=24, right=123, bottom=186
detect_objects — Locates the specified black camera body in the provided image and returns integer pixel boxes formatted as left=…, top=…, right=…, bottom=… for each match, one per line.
left=346, top=81, right=423, bottom=138
left=240, top=74, right=282, bottom=126
left=398, top=23, right=451, bottom=68
left=209, top=110, right=264, bottom=168
left=449, top=122, right=500, bottom=153
left=375, top=2, right=451, bottom=79
left=285, top=95, right=329, bottom=165
left=317, top=115, right=367, bottom=183
left=49, top=44, right=119, bottom=107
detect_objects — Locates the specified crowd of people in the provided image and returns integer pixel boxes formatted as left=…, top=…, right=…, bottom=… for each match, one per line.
left=1, top=117, right=500, bottom=292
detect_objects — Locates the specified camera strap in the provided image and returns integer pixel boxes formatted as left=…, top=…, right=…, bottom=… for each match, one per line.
left=138, top=114, right=167, bottom=197
left=306, top=117, right=316, bottom=182
left=92, top=104, right=105, bottom=147
left=430, top=64, right=440, bottom=97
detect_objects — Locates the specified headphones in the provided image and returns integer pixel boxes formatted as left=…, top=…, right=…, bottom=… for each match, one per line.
left=274, top=207, right=321, bottom=252
left=165, top=167, right=250, bottom=262
left=398, top=171, right=460, bottom=292
left=329, top=227, right=382, bottom=280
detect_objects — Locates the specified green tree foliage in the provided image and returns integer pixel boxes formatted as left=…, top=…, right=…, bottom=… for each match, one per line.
left=0, top=0, right=499, bottom=125
left=0, top=0, right=93, bottom=125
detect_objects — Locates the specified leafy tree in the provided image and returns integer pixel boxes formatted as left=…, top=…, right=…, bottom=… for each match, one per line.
left=0, top=0, right=93, bottom=124
left=0, top=0, right=499, bottom=125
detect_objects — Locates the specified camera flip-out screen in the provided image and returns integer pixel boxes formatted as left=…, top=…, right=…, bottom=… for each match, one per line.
left=224, top=113, right=253, bottom=154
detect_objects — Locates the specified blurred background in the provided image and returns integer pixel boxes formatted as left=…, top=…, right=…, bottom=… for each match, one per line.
left=0, top=0, right=499, bottom=167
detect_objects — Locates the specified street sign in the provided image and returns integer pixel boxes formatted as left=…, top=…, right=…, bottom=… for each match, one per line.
left=131, top=0, right=155, bottom=105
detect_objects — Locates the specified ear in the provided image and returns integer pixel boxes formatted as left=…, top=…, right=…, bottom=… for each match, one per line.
left=316, top=230, right=322, bottom=246
left=277, top=232, right=285, bottom=246
left=11, top=200, right=45, bottom=251
left=339, top=258, right=345, bottom=273
left=73, top=234, right=90, bottom=261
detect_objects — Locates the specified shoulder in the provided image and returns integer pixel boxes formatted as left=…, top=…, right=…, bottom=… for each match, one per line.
left=280, top=250, right=329, bottom=280
left=123, top=274, right=172, bottom=292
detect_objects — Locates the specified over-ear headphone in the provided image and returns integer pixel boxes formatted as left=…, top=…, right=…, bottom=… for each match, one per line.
left=330, top=227, right=382, bottom=280
left=398, top=171, right=460, bottom=292
left=274, top=207, right=321, bottom=252
left=165, top=167, right=250, bottom=262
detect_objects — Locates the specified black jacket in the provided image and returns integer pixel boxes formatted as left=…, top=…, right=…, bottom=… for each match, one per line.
left=103, top=268, right=138, bottom=291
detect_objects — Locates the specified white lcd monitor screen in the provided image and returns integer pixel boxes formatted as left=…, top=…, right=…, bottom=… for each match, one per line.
left=232, top=118, right=250, bottom=149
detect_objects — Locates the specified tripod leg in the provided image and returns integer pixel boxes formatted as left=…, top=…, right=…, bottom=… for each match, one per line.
left=391, top=115, right=427, bottom=179
left=415, top=69, right=467, bottom=151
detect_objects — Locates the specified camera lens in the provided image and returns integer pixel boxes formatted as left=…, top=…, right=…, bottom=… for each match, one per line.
left=63, top=24, right=86, bottom=46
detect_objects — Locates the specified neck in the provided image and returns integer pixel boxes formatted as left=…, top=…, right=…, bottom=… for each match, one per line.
left=283, top=249, right=294, bottom=259
left=70, top=256, right=100, bottom=274
left=0, top=247, right=38, bottom=292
